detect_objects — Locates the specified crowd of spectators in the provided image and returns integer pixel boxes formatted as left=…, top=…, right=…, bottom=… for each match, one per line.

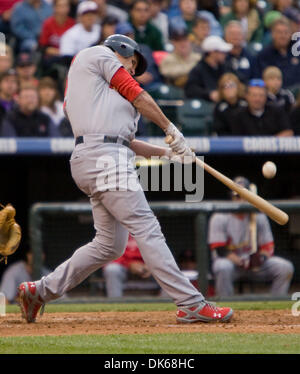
left=0, top=0, right=298, bottom=302
left=1, top=0, right=300, bottom=137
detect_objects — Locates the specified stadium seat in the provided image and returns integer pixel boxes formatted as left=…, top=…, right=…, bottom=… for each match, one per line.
left=177, top=99, right=214, bottom=136
left=148, top=83, right=184, bottom=100
left=147, top=84, right=185, bottom=135
left=146, top=122, right=166, bottom=136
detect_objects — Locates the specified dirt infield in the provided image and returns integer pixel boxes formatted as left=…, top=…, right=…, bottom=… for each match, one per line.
left=1, top=310, right=300, bottom=336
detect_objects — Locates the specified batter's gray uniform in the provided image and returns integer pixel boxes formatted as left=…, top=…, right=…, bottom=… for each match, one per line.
left=208, top=213, right=294, bottom=296
left=35, top=46, right=204, bottom=306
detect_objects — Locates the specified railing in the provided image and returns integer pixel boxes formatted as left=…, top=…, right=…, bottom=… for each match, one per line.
left=1, top=137, right=300, bottom=155
left=29, top=200, right=299, bottom=297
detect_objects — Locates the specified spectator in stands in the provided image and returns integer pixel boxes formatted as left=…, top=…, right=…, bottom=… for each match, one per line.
left=10, top=0, right=53, bottom=52
left=103, top=235, right=157, bottom=298
left=189, top=16, right=210, bottom=55
left=159, top=28, right=201, bottom=88
left=0, top=69, right=18, bottom=132
left=261, top=10, right=282, bottom=47
left=208, top=176, right=294, bottom=297
left=185, top=35, right=232, bottom=102
left=169, top=0, right=222, bottom=37
left=283, top=6, right=300, bottom=33
left=115, top=21, right=162, bottom=91
left=128, top=0, right=164, bottom=51
left=218, top=0, right=231, bottom=16
left=1, top=86, right=60, bottom=137
left=15, top=53, right=39, bottom=90
left=213, top=72, right=247, bottom=136
left=0, top=0, right=22, bottom=36
left=0, top=44, right=14, bottom=75
left=269, top=0, right=295, bottom=14
left=165, top=0, right=181, bottom=19
left=149, top=0, right=169, bottom=47
left=230, top=79, right=294, bottom=136
left=59, top=1, right=100, bottom=58
left=254, top=17, right=300, bottom=88
left=38, top=77, right=65, bottom=127
left=263, top=66, right=295, bottom=113
left=290, top=91, right=300, bottom=134
left=197, top=0, right=220, bottom=20
left=93, top=0, right=128, bottom=23
left=220, top=0, right=264, bottom=43
left=97, top=15, right=120, bottom=44
left=139, top=60, right=162, bottom=94
left=0, top=250, right=50, bottom=304
left=224, top=21, right=255, bottom=84
left=108, top=0, right=134, bottom=12
left=39, top=0, right=76, bottom=62
left=67, top=0, right=81, bottom=19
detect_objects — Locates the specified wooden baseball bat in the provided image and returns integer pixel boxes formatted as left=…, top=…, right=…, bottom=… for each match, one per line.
left=165, top=135, right=289, bottom=225
left=249, top=184, right=257, bottom=255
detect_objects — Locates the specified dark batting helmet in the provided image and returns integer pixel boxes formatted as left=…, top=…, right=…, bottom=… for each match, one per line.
left=104, top=34, right=147, bottom=77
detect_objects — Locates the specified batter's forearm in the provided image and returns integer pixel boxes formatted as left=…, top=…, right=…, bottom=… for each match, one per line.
left=130, top=139, right=169, bottom=158
left=132, top=91, right=170, bottom=132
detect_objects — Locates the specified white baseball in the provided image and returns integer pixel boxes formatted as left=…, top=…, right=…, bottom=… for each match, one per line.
left=262, top=161, right=277, bottom=179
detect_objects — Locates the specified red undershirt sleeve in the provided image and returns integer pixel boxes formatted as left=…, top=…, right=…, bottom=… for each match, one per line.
left=259, top=241, right=274, bottom=256
left=110, top=67, right=144, bottom=103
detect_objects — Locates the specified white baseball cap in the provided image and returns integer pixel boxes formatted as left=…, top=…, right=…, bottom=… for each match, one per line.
left=202, top=36, right=233, bottom=53
left=77, top=1, right=98, bottom=16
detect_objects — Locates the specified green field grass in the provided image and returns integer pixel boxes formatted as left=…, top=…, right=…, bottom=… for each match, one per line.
left=1, top=333, right=300, bottom=354
left=1, top=301, right=299, bottom=354
left=4, top=300, right=294, bottom=314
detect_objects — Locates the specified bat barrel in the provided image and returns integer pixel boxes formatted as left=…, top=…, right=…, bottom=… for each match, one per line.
left=164, top=135, right=289, bottom=225
left=235, top=186, right=288, bottom=225
left=196, top=158, right=289, bottom=225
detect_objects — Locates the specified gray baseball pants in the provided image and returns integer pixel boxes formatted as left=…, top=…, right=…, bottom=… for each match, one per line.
left=212, top=256, right=294, bottom=297
left=36, top=142, right=204, bottom=306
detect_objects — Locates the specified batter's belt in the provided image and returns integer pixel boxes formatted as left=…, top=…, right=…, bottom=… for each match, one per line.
left=75, top=135, right=130, bottom=148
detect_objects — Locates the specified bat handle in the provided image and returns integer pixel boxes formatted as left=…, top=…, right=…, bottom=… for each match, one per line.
left=165, top=135, right=173, bottom=144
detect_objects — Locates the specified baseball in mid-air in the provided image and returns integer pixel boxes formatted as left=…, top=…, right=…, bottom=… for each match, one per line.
left=262, top=161, right=277, bottom=179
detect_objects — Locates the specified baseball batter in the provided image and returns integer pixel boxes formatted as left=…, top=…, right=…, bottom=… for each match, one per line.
left=18, top=35, right=233, bottom=323
left=208, top=177, right=294, bottom=297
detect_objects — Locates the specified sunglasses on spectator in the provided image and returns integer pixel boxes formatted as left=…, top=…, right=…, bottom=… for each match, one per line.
left=222, top=81, right=237, bottom=89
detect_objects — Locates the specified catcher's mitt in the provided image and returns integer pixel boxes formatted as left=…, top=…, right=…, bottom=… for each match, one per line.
left=0, top=204, right=21, bottom=264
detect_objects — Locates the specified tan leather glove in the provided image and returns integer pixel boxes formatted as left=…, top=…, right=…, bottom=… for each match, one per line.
left=0, top=204, right=21, bottom=264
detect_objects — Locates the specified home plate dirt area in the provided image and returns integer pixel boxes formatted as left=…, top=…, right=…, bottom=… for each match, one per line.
left=1, top=310, right=300, bottom=336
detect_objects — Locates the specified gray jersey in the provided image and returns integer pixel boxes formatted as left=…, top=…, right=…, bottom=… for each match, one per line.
left=34, top=41, right=205, bottom=310
left=64, top=46, right=140, bottom=140
left=208, top=213, right=274, bottom=259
